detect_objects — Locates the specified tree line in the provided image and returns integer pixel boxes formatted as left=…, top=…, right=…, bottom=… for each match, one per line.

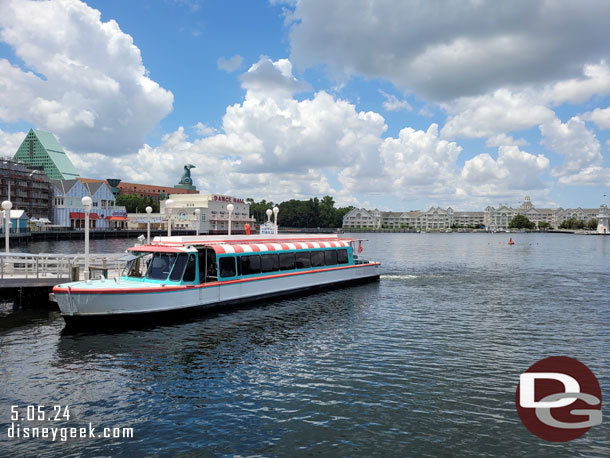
left=115, top=194, right=160, bottom=213
left=508, top=214, right=597, bottom=230
left=247, top=196, right=353, bottom=228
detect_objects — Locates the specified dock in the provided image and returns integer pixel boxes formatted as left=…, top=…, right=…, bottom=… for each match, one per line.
left=0, top=252, right=125, bottom=290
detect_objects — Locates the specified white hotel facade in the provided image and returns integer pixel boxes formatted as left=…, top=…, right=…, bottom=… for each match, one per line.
left=343, top=196, right=606, bottom=232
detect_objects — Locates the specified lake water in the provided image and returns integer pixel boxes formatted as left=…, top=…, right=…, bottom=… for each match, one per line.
left=1, top=233, right=609, bottom=457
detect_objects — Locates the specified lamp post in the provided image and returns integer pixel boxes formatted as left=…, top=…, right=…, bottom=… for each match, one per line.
left=145, top=206, right=152, bottom=243
left=194, top=208, right=200, bottom=236
left=273, top=206, right=279, bottom=235
left=227, top=204, right=234, bottom=236
left=2, top=200, right=12, bottom=253
left=165, top=199, right=174, bottom=237
left=266, top=209, right=272, bottom=223
left=81, top=196, right=92, bottom=279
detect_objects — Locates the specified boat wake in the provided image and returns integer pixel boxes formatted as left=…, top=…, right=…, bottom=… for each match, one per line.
left=380, top=274, right=418, bottom=281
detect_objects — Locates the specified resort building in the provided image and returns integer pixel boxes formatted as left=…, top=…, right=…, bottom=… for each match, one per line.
left=13, top=129, right=80, bottom=180
left=0, top=159, right=53, bottom=220
left=342, top=207, right=484, bottom=230
left=159, top=193, right=256, bottom=235
left=344, top=196, right=604, bottom=231
left=50, top=179, right=127, bottom=229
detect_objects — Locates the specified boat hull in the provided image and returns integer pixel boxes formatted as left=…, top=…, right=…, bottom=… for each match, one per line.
left=54, top=263, right=380, bottom=328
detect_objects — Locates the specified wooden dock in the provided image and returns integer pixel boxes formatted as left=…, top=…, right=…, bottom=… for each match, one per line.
left=0, top=252, right=125, bottom=290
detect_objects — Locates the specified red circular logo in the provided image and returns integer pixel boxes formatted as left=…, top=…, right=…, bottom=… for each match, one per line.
left=515, top=356, right=602, bottom=442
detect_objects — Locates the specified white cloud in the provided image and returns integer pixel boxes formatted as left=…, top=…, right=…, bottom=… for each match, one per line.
left=339, top=124, right=462, bottom=199
left=541, top=116, right=610, bottom=185
left=76, top=58, right=387, bottom=202
left=485, top=134, right=528, bottom=148
left=441, top=88, right=555, bottom=139
left=217, top=54, right=243, bottom=72
left=240, top=56, right=310, bottom=98
left=0, top=128, right=26, bottom=158
left=193, top=122, right=218, bottom=137
left=379, top=90, right=412, bottom=112
left=460, top=145, right=549, bottom=195
left=287, top=0, right=610, bottom=101
left=582, top=106, right=610, bottom=130
left=0, top=0, right=173, bottom=156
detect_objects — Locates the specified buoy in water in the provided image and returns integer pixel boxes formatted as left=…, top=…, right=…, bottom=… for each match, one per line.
left=508, top=238, right=514, bottom=245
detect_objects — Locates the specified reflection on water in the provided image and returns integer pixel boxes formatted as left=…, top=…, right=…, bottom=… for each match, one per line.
left=1, top=233, right=609, bottom=457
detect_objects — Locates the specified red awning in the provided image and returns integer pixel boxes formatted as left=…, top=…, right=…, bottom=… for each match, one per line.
left=106, top=216, right=128, bottom=221
left=69, top=212, right=100, bottom=219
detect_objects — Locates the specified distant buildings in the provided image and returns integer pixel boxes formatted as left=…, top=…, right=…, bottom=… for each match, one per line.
left=342, top=207, right=484, bottom=231
left=50, top=179, right=127, bottom=229
left=159, top=193, right=256, bottom=235
left=0, top=159, right=52, bottom=220
left=344, top=196, right=604, bottom=231
left=13, top=129, right=80, bottom=180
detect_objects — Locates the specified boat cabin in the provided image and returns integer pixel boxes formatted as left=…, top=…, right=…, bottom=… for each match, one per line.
left=123, top=236, right=356, bottom=286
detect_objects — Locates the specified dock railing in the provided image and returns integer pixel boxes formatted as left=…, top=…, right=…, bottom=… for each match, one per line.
left=0, top=253, right=126, bottom=287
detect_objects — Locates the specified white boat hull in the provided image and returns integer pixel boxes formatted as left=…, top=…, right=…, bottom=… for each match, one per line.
left=54, top=263, right=380, bottom=323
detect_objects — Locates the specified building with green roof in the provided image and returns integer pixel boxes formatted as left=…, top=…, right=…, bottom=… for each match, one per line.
left=13, top=129, right=80, bottom=180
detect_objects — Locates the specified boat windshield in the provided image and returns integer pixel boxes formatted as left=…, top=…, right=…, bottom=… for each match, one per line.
left=121, top=253, right=153, bottom=278
left=145, top=252, right=179, bottom=280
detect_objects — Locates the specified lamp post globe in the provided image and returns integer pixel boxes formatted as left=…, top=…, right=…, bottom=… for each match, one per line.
left=145, top=206, right=152, bottom=214
left=1, top=200, right=12, bottom=211
left=81, top=196, right=92, bottom=211
left=266, top=209, right=272, bottom=222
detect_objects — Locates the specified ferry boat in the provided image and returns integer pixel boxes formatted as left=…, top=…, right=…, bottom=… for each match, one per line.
left=52, top=234, right=380, bottom=327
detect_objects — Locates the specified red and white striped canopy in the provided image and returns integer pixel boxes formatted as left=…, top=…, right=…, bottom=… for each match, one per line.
left=210, top=240, right=350, bottom=254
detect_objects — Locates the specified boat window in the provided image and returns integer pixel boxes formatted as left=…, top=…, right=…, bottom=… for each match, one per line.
left=295, top=251, right=311, bottom=268
left=219, top=256, right=236, bottom=278
left=279, top=252, right=295, bottom=271
left=311, top=251, right=324, bottom=267
left=260, top=254, right=279, bottom=273
left=324, top=250, right=338, bottom=266
left=198, top=251, right=206, bottom=283
left=240, top=255, right=261, bottom=275
left=337, top=249, right=348, bottom=264
left=169, top=253, right=189, bottom=281
left=122, top=253, right=153, bottom=278
left=183, top=254, right=197, bottom=282
left=146, top=253, right=178, bottom=280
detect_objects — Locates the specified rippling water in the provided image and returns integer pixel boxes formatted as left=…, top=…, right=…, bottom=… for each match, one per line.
left=1, top=233, right=609, bottom=457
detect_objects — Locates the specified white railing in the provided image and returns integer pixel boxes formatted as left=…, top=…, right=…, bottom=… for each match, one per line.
left=0, top=252, right=126, bottom=281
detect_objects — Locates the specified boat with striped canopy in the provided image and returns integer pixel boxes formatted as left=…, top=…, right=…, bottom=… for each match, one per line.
left=52, top=234, right=380, bottom=327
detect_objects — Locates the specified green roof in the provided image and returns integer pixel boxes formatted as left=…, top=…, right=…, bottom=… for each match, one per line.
left=32, top=129, right=65, bottom=153
left=13, top=129, right=80, bottom=180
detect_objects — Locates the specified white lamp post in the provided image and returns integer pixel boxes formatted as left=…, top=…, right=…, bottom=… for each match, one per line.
left=194, top=208, right=200, bottom=236
left=266, top=209, right=272, bottom=223
left=227, top=203, right=234, bottom=236
left=165, top=199, right=174, bottom=237
left=2, top=200, right=12, bottom=253
left=273, top=206, right=279, bottom=235
left=145, top=206, right=152, bottom=243
left=81, top=196, right=93, bottom=279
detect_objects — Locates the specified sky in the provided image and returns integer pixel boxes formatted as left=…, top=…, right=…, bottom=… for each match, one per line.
left=1, top=0, right=609, bottom=211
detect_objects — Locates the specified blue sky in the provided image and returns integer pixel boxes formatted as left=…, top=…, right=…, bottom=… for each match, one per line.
left=1, top=0, right=609, bottom=211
